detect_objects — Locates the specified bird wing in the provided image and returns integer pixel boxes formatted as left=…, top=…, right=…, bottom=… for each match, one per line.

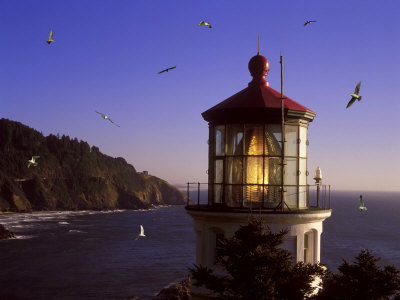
left=354, top=81, right=361, bottom=95
left=49, top=30, right=53, bottom=39
left=304, top=21, right=310, bottom=26
left=168, top=66, right=176, bottom=71
left=109, top=119, right=120, bottom=127
left=33, top=156, right=40, bottom=159
left=158, top=69, right=166, bottom=74
left=140, top=225, right=144, bottom=235
left=95, top=111, right=105, bottom=117
left=346, top=97, right=356, bottom=108
left=198, top=21, right=205, bottom=26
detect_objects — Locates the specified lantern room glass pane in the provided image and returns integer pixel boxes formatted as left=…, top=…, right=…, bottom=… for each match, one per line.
left=285, top=186, right=298, bottom=208
left=225, top=185, right=242, bottom=207
left=243, top=185, right=263, bottom=207
left=299, top=158, right=307, bottom=185
left=299, top=126, right=307, bottom=158
left=245, top=157, right=263, bottom=184
left=245, top=124, right=263, bottom=155
left=226, top=124, right=243, bottom=155
left=285, top=125, right=298, bottom=157
left=263, top=185, right=280, bottom=208
left=214, top=184, right=222, bottom=204
left=299, top=186, right=307, bottom=208
left=214, top=159, right=223, bottom=183
left=215, top=125, right=225, bottom=156
left=284, top=158, right=297, bottom=185
left=266, top=157, right=282, bottom=185
left=226, top=157, right=242, bottom=184
left=265, top=124, right=282, bottom=156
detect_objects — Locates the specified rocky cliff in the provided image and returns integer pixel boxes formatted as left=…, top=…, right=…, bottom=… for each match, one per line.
left=0, top=118, right=186, bottom=212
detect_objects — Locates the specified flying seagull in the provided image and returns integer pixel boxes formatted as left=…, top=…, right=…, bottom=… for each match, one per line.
left=346, top=81, right=362, bottom=108
left=27, top=156, right=40, bottom=168
left=46, top=30, right=55, bottom=44
left=158, top=66, right=176, bottom=74
left=135, top=225, right=146, bottom=240
left=198, top=21, right=212, bottom=28
left=359, top=195, right=367, bottom=211
left=304, top=20, right=317, bottom=26
left=95, top=111, right=120, bottom=127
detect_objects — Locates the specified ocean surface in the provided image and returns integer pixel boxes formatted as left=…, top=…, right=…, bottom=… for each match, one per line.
left=1, top=190, right=399, bottom=299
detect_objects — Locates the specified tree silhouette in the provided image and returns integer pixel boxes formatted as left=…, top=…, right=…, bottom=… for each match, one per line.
left=315, top=249, right=400, bottom=300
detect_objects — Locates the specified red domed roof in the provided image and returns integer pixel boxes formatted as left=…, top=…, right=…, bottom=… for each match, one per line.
left=202, top=54, right=315, bottom=124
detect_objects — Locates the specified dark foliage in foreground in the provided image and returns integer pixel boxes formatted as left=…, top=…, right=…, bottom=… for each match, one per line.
left=188, top=217, right=326, bottom=300
left=315, top=249, right=400, bottom=300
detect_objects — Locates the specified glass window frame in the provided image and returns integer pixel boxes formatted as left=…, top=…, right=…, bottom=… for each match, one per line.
left=210, top=122, right=309, bottom=209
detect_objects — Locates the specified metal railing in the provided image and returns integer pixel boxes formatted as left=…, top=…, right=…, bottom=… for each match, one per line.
left=186, top=182, right=208, bottom=207
left=186, top=182, right=331, bottom=211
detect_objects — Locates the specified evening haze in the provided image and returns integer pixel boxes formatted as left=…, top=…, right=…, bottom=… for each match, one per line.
left=1, top=0, right=399, bottom=192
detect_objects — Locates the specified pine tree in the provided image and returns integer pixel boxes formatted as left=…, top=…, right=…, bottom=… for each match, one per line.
left=315, top=249, right=400, bottom=300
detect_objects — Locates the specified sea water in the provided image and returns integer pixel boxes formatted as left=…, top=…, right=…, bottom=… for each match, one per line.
left=0, top=191, right=399, bottom=299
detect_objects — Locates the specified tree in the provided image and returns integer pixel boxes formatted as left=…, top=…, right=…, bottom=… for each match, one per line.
left=315, top=249, right=400, bottom=300
left=188, top=217, right=326, bottom=300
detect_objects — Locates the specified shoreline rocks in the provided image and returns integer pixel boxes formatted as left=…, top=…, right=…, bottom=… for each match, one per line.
left=152, top=277, right=191, bottom=300
left=0, top=224, right=16, bottom=239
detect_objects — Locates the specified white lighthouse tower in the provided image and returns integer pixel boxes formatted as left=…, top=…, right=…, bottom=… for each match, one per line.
left=185, top=52, right=332, bottom=299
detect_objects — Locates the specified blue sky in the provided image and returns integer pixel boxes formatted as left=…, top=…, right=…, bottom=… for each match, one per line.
left=1, top=0, right=399, bottom=192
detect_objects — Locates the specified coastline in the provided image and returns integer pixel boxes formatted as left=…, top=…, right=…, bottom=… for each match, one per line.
left=0, top=203, right=178, bottom=215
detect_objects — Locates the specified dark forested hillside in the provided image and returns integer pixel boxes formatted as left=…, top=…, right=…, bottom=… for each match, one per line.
left=0, top=118, right=185, bottom=212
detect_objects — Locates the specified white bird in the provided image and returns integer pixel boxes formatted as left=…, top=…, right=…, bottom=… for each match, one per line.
left=346, top=81, right=362, bottom=108
left=198, top=21, right=212, bottom=28
left=359, top=195, right=367, bottom=211
left=46, top=30, right=55, bottom=44
left=135, top=225, right=146, bottom=240
left=95, top=111, right=120, bottom=127
left=27, top=156, right=40, bottom=168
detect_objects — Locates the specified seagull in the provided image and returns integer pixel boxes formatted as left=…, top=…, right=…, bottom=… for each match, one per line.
left=359, top=195, right=367, bottom=211
left=304, top=20, right=317, bottom=26
left=158, top=66, right=176, bottom=74
left=46, top=30, right=55, bottom=44
left=346, top=81, right=362, bottom=108
left=135, top=225, right=146, bottom=240
left=198, top=21, right=212, bottom=28
left=27, top=156, right=40, bottom=168
left=95, top=111, right=120, bottom=127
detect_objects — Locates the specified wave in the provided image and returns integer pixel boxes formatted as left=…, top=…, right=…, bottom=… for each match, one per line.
left=15, top=235, right=37, bottom=240
left=58, top=221, right=69, bottom=225
left=68, top=229, right=86, bottom=234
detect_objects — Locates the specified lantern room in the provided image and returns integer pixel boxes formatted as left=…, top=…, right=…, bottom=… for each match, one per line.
left=202, top=53, right=316, bottom=210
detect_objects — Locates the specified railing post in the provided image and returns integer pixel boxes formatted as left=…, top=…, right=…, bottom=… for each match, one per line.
left=186, top=182, right=189, bottom=206
left=197, top=182, right=200, bottom=208
left=329, top=185, right=331, bottom=209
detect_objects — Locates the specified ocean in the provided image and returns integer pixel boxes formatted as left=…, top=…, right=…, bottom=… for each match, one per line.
left=1, top=190, right=399, bottom=299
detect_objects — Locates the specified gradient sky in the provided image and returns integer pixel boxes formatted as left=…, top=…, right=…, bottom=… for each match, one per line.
left=1, top=0, right=399, bottom=192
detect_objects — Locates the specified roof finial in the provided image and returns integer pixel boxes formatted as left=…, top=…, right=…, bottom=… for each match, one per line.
left=257, top=36, right=260, bottom=55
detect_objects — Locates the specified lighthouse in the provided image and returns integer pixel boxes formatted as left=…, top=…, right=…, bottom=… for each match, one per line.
left=185, top=52, right=332, bottom=299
